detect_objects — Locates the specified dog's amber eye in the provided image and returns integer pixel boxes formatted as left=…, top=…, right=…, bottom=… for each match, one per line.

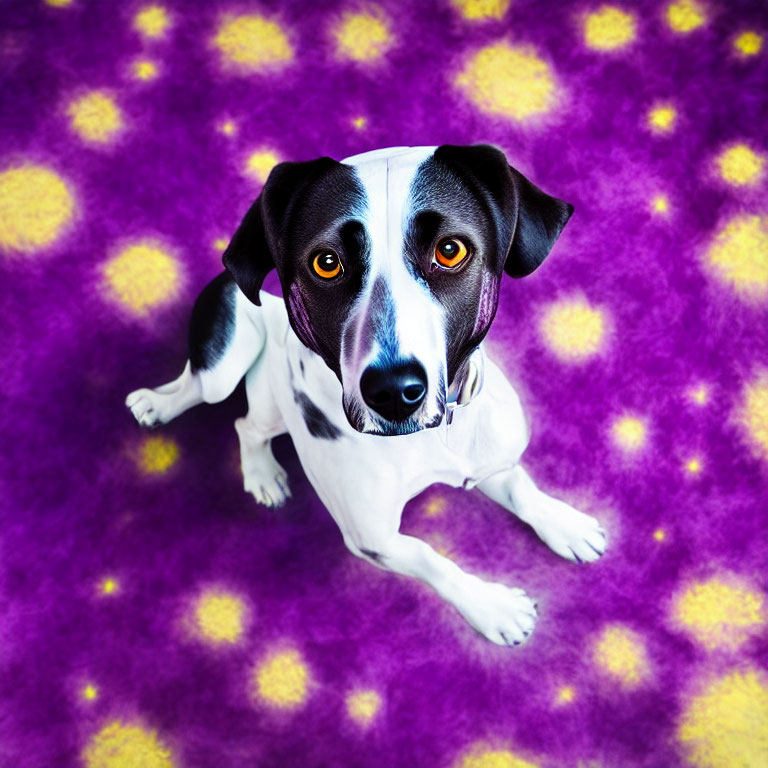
left=312, top=250, right=342, bottom=279
left=434, top=237, right=469, bottom=269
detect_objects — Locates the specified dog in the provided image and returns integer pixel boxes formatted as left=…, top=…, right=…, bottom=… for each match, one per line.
left=126, top=145, right=606, bottom=646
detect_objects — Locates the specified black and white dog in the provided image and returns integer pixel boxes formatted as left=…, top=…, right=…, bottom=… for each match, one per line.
left=126, top=145, right=606, bottom=646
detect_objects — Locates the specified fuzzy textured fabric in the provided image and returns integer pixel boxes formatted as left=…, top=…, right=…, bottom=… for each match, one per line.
left=1, top=1, right=767, bottom=767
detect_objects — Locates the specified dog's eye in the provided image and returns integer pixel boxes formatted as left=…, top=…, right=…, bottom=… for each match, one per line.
left=312, top=250, right=343, bottom=279
left=434, top=237, right=469, bottom=269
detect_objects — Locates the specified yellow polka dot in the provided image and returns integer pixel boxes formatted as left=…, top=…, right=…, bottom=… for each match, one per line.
left=213, top=14, right=293, bottom=72
left=706, top=215, right=768, bottom=302
left=352, top=115, right=367, bottom=130
left=253, top=649, right=309, bottom=709
left=0, top=165, right=74, bottom=254
left=716, top=144, right=765, bottom=186
left=82, top=684, right=98, bottom=701
left=456, top=43, right=556, bottom=121
left=665, top=0, right=706, bottom=34
left=678, top=668, right=768, bottom=768
left=689, top=384, right=709, bottom=406
left=68, top=91, right=123, bottom=145
left=137, top=436, right=180, bottom=474
left=45, top=0, right=73, bottom=7
left=245, top=150, right=280, bottom=184
left=102, top=241, right=181, bottom=315
left=83, top=720, right=175, bottom=768
left=734, top=31, right=763, bottom=57
left=583, top=6, right=636, bottom=51
left=653, top=528, right=666, bottom=542
left=193, top=590, right=246, bottom=645
left=647, top=103, right=677, bottom=133
left=134, top=5, right=171, bottom=39
left=739, top=373, right=768, bottom=460
left=217, top=119, right=237, bottom=136
left=593, top=624, right=649, bottom=687
left=651, top=194, right=670, bottom=215
left=555, top=685, right=575, bottom=705
left=424, top=496, right=447, bottom=517
left=334, top=10, right=392, bottom=62
left=459, top=745, right=540, bottom=768
left=346, top=689, right=381, bottom=726
left=132, top=59, right=158, bottom=81
left=684, top=457, right=703, bottom=474
left=213, top=237, right=229, bottom=251
left=99, top=577, right=119, bottom=595
left=452, top=0, right=510, bottom=20
left=540, top=298, right=606, bottom=362
left=673, top=577, right=765, bottom=651
left=611, top=415, right=647, bottom=453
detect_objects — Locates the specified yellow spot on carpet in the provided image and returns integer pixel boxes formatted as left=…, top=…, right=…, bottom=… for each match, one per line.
left=647, top=103, right=676, bottom=133
left=245, top=150, right=280, bottom=184
left=452, top=0, right=510, bottom=21
left=102, top=241, right=181, bottom=315
left=138, top=436, right=179, bottom=474
left=346, top=689, right=381, bottom=726
left=213, top=237, right=229, bottom=251
left=555, top=685, right=575, bottom=705
left=456, top=43, right=556, bottom=121
left=653, top=528, right=666, bottom=542
left=214, top=14, right=293, bottom=72
left=134, top=6, right=171, bottom=39
left=540, top=299, right=605, bottom=362
left=612, top=415, right=647, bottom=452
left=45, top=0, right=73, bottom=7
left=82, top=683, right=98, bottom=700
left=706, top=215, right=768, bottom=301
left=334, top=10, right=392, bottom=62
left=68, top=91, right=123, bottom=144
left=678, top=668, right=768, bottom=768
left=132, top=59, right=158, bottom=81
left=594, top=625, right=649, bottom=686
left=651, top=194, right=670, bottom=214
left=459, top=745, right=540, bottom=768
left=254, top=649, right=309, bottom=708
left=689, top=384, right=709, bottom=405
left=352, top=115, right=367, bottom=130
left=218, top=119, right=237, bottom=136
left=684, top=457, right=702, bottom=474
left=83, top=720, right=175, bottom=768
left=716, top=144, right=764, bottom=186
left=739, top=373, right=768, bottom=460
left=424, top=496, right=447, bottom=517
left=665, top=0, right=706, bottom=34
left=193, top=590, right=245, bottom=644
left=673, top=577, right=765, bottom=651
left=99, top=577, right=119, bottom=595
left=583, top=6, right=636, bottom=51
left=0, top=165, right=74, bottom=254
left=734, top=31, right=763, bottom=57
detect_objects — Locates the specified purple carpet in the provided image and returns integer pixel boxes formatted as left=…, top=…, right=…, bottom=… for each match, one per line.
left=1, top=1, right=767, bottom=766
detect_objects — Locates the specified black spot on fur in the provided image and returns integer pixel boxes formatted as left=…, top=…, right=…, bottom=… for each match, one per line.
left=188, top=271, right=237, bottom=372
left=294, top=390, right=342, bottom=440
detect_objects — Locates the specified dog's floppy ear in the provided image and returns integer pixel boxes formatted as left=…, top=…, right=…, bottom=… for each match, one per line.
left=434, top=144, right=573, bottom=279
left=223, top=158, right=339, bottom=306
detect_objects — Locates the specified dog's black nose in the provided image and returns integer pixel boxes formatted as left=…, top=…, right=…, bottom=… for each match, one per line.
left=360, top=361, right=427, bottom=422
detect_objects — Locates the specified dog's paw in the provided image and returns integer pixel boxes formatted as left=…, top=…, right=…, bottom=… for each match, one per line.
left=530, top=496, right=606, bottom=563
left=456, top=577, right=537, bottom=646
left=126, top=388, right=164, bottom=428
left=242, top=454, right=291, bottom=508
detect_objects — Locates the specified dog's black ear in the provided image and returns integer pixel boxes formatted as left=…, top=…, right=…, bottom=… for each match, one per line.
left=505, top=165, right=574, bottom=278
left=223, top=158, right=340, bottom=306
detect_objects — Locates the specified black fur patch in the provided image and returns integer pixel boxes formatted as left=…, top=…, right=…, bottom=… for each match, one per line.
left=188, top=271, right=237, bottom=372
left=293, top=390, right=342, bottom=440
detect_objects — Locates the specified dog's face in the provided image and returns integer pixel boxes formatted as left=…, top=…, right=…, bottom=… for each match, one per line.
left=224, top=145, right=572, bottom=436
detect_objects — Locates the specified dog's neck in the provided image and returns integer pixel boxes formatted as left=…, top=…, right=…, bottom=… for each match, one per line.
left=445, top=348, right=485, bottom=425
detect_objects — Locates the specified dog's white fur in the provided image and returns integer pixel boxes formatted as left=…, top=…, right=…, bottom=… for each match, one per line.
left=126, top=147, right=605, bottom=646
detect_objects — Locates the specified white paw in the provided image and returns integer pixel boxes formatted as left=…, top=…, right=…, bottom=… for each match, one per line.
left=126, top=388, right=164, bottom=427
left=242, top=452, right=291, bottom=508
left=455, top=577, right=537, bottom=646
left=529, top=495, right=606, bottom=563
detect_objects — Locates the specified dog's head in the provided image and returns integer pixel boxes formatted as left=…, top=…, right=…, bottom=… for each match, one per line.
left=224, top=145, right=572, bottom=436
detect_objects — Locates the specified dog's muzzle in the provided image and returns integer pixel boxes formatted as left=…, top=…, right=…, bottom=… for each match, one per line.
left=359, top=360, right=427, bottom=422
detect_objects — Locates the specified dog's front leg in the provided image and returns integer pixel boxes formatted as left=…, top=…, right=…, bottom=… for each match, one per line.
left=478, top=464, right=606, bottom=563
left=337, top=501, right=537, bottom=646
